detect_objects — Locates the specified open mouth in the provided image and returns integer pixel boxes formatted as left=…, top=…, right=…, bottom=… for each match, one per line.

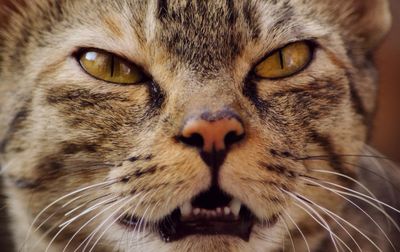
left=119, top=186, right=256, bottom=242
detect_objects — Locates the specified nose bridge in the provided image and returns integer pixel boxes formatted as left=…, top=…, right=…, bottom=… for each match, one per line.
left=179, top=75, right=238, bottom=110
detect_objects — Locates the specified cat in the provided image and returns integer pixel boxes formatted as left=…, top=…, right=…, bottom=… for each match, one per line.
left=0, top=0, right=399, bottom=251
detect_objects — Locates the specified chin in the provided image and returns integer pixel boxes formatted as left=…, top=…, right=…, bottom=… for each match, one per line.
left=105, top=226, right=284, bottom=252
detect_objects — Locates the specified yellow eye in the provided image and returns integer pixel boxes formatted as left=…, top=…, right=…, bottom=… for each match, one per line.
left=254, top=41, right=313, bottom=79
left=79, top=50, right=146, bottom=84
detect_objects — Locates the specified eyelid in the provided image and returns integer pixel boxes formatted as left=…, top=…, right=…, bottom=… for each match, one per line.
left=74, top=48, right=137, bottom=70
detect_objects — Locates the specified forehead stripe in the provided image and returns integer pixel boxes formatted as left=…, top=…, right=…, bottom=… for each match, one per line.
left=157, top=0, right=168, bottom=19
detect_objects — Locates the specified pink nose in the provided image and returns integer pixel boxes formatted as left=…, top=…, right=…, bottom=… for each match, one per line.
left=179, top=112, right=245, bottom=153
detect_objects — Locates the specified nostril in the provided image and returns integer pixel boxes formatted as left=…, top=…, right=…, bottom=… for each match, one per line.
left=224, top=131, right=245, bottom=149
left=179, top=110, right=245, bottom=152
left=178, top=133, right=204, bottom=149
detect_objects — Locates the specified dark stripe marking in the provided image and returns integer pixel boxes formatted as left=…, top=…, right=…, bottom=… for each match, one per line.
left=128, top=156, right=140, bottom=162
left=146, top=81, right=165, bottom=116
left=62, top=143, right=98, bottom=155
left=243, top=79, right=270, bottom=116
left=226, top=0, right=237, bottom=25
left=346, top=73, right=370, bottom=126
left=259, top=162, right=297, bottom=178
left=308, top=130, right=355, bottom=178
left=13, top=178, right=41, bottom=189
left=0, top=105, right=30, bottom=154
left=157, top=0, right=168, bottom=19
left=12, top=26, right=31, bottom=63
left=242, top=1, right=261, bottom=39
left=128, top=154, right=153, bottom=163
left=46, top=88, right=130, bottom=105
left=134, top=165, right=160, bottom=177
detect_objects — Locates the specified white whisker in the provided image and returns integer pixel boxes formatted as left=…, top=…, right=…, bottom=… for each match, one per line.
left=135, top=197, right=161, bottom=246
left=47, top=196, right=120, bottom=252
left=299, top=179, right=386, bottom=252
left=62, top=194, right=89, bottom=208
left=302, top=177, right=400, bottom=231
left=60, top=196, right=118, bottom=228
left=64, top=193, right=112, bottom=217
left=311, top=174, right=400, bottom=215
left=34, top=212, right=58, bottom=233
left=311, top=169, right=383, bottom=209
left=60, top=196, right=126, bottom=252
left=20, top=180, right=116, bottom=252
left=32, top=217, right=68, bottom=251
left=83, top=191, right=152, bottom=252
left=26, top=180, right=115, bottom=240
left=363, top=146, right=396, bottom=204
left=280, top=216, right=296, bottom=252
left=130, top=191, right=157, bottom=250
left=296, top=192, right=362, bottom=251
left=282, top=210, right=310, bottom=252
left=86, top=197, right=145, bottom=252
left=282, top=189, right=343, bottom=252
left=305, top=176, right=396, bottom=250
left=65, top=203, right=87, bottom=217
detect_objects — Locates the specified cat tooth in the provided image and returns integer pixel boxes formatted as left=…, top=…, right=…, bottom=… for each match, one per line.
left=193, top=208, right=201, bottom=216
left=216, top=207, right=222, bottom=216
left=180, top=202, right=192, bottom=217
left=224, top=207, right=231, bottom=215
left=210, top=210, right=217, bottom=217
left=229, top=198, right=242, bottom=217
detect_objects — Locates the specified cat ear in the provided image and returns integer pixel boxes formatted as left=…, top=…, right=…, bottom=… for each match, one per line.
left=345, top=0, right=391, bottom=51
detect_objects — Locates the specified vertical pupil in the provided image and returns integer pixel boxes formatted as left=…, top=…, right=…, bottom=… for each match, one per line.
left=110, top=55, right=115, bottom=77
left=278, top=50, right=284, bottom=69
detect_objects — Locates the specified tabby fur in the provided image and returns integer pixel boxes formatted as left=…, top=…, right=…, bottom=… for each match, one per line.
left=0, top=0, right=398, bottom=251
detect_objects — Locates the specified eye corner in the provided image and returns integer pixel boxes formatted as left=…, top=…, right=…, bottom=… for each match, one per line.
left=301, top=39, right=318, bottom=60
left=298, top=39, right=318, bottom=48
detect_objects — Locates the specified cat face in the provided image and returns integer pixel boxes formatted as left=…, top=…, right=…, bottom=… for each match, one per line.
left=0, top=0, right=391, bottom=251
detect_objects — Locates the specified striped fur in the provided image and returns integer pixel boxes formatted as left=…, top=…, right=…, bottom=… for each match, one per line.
left=0, top=0, right=397, bottom=251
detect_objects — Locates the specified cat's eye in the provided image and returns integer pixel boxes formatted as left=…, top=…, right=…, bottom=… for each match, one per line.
left=78, top=50, right=146, bottom=84
left=254, top=41, right=313, bottom=79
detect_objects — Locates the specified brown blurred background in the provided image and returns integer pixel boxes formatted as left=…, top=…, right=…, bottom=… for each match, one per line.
left=372, top=0, right=400, bottom=163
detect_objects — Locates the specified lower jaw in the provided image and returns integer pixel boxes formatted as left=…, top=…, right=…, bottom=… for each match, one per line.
left=158, top=209, right=255, bottom=242
left=160, top=220, right=254, bottom=242
left=119, top=210, right=279, bottom=243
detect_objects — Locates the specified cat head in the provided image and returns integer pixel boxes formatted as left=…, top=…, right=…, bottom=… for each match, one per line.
left=0, top=0, right=391, bottom=251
